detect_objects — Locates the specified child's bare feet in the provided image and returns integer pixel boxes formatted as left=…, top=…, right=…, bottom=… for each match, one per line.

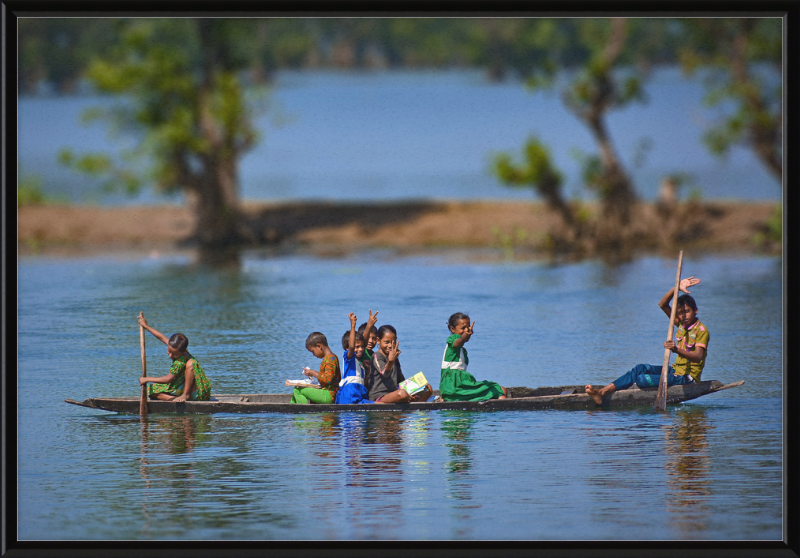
left=585, top=385, right=604, bottom=405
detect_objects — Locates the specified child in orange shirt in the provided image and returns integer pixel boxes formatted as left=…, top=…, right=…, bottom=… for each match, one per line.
left=291, top=332, right=341, bottom=404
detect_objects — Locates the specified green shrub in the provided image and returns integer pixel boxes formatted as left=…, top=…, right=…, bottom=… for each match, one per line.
left=18, top=176, right=47, bottom=206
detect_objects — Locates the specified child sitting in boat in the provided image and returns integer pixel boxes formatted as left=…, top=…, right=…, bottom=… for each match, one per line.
left=357, top=309, right=380, bottom=358
left=137, top=315, right=212, bottom=402
left=438, top=312, right=507, bottom=402
left=291, top=332, right=341, bottom=404
left=585, top=276, right=708, bottom=405
left=335, top=311, right=375, bottom=405
left=367, top=324, right=433, bottom=404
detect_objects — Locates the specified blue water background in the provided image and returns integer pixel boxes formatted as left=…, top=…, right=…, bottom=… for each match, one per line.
left=17, top=68, right=781, bottom=205
left=16, top=252, right=783, bottom=540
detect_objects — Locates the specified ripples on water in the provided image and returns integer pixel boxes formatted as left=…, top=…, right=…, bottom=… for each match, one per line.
left=16, top=253, right=782, bottom=541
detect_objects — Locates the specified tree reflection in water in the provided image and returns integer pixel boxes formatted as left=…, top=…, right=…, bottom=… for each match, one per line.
left=663, top=406, right=713, bottom=537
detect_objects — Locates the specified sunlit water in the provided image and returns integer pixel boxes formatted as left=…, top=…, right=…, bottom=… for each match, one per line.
left=16, top=251, right=782, bottom=541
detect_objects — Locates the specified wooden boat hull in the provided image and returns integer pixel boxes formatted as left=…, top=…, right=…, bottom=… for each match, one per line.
left=66, top=380, right=744, bottom=414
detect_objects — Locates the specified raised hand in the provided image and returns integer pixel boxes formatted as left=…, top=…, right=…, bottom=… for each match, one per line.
left=367, top=309, right=379, bottom=324
left=349, top=312, right=357, bottom=327
left=679, top=276, right=701, bottom=293
left=388, top=339, right=401, bottom=361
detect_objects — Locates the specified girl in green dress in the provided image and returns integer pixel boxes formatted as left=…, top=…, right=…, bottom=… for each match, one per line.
left=438, top=312, right=507, bottom=402
left=137, top=315, right=212, bottom=402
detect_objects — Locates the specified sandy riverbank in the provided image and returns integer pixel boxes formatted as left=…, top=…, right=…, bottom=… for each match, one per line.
left=17, top=200, right=780, bottom=258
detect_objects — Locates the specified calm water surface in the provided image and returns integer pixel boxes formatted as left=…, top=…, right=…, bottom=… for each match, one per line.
left=18, top=68, right=781, bottom=205
left=16, top=251, right=782, bottom=541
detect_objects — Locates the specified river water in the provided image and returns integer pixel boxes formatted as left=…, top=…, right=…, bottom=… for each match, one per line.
left=16, top=251, right=783, bottom=541
left=18, top=68, right=781, bottom=205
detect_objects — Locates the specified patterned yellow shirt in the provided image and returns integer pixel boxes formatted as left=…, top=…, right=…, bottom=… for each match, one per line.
left=672, top=319, right=709, bottom=382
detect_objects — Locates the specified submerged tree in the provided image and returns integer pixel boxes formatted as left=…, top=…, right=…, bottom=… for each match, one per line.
left=59, top=19, right=262, bottom=258
left=676, top=18, right=782, bottom=181
left=494, top=18, right=647, bottom=257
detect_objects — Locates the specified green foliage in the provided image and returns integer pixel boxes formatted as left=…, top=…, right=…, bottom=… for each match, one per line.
left=676, top=18, right=781, bottom=175
left=18, top=18, right=119, bottom=94
left=572, top=200, right=592, bottom=224
left=59, top=19, right=263, bottom=197
left=687, top=188, right=703, bottom=202
left=20, top=17, right=717, bottom=91
left=17, top=174, right=47, bottom=206
left=753, top=204, right=782, bottom=248
left=493, top=137, right=563, bottom=194
left=765, top=204, right=782, bottom=240
left=491, top=225, right=530, bottom=260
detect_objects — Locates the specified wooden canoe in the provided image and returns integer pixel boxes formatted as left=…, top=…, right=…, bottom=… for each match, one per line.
left=65, top=380, right=744, bottom=414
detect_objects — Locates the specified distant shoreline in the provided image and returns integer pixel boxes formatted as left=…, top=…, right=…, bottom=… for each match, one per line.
left=17, top=200, right=781, bottom=259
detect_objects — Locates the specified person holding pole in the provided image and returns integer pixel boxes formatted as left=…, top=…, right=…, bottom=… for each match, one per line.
left=137, top=315, right=212, bottom=402
left=585, top=275, right=709, bottom=405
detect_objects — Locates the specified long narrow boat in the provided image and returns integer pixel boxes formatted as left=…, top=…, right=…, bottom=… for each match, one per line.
left=66, top=379, right=744, bottom=414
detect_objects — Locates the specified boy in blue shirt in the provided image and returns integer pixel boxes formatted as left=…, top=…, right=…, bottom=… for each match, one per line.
left=335, top=311, right=376, bottom=404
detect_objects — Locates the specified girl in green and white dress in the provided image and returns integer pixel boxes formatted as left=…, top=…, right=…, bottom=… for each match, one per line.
left=439, top=312, right=507, bottom=402
left=137, top=315, right=212, bottom=402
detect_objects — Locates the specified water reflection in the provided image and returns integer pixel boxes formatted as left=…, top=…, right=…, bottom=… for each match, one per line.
left=138, top=415, right=213, bottom=538
left=663, top=406, right=713, bottom=537
left=441, top=411, right=482, bottom=538
left=442, top=412, right=475, bottom=476
left=360, top=413, right=405, bottom=494
left=293, top=413, right=342, bottom=493
left=340, top=413, right=408, bottom=537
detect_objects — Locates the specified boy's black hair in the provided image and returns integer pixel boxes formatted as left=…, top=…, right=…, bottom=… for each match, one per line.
left=341, top=330, right=366, bottom=350
left=357, top=322, right=378, bottom=336
left=447, top=312, right=470, bottom=330
left=676, top=294, right=698, bottom=312
left=168, top=333, right=189, bottom=352
left=305, top=332, right=328, bottom=348
left=376, top=324, right=397, bottom=340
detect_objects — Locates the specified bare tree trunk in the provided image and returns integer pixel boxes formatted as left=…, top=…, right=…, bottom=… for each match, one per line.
left=567, top=18, right=637, bottom=255
left=190, top=19, right=244, bottom=254
left=587, top=110, right=637, bottom=251
left=186, top=155, right=242, bottom=248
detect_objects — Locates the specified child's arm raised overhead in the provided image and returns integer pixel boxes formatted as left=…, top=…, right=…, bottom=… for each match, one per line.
left=138, top=315, right=170, bottom=345
left=347, top=312, right=357, bottom=360
left=452, top=321, right=475, bottom=348
left=366, top=309, right=379, bottom=333
left=658, top=277, right=701, bottom=319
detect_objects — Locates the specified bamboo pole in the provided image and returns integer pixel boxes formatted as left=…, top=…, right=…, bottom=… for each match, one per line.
left=654, top=251, right=683, bottom=411
left=139, top=311, right=149, bottom=416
